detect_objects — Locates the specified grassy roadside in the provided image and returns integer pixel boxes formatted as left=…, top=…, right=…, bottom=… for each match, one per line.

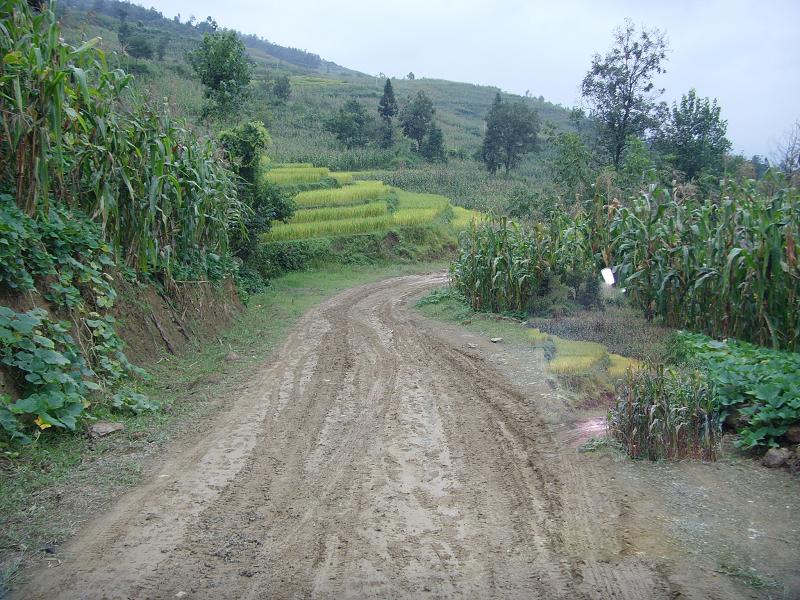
left=0, top=260, right=447, bottom=594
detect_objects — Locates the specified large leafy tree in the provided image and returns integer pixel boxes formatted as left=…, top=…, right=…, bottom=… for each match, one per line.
left=325, top=99, right=371, bottom=149
left=581, top=20, right=668, bottom=168
left=400, top=90, right=434, bottom=151
left=188, top=30, right=252, bottom=114
left=654, top=89, right=731, bottom=179
left=479, top=95, right=540, bottom=174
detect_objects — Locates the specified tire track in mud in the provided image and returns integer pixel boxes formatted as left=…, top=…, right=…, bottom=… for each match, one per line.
left=17, top=272, right=688, bottom=599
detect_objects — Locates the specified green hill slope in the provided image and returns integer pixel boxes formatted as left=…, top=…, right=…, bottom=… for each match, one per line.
left=58, top=0, right=573, bottom=168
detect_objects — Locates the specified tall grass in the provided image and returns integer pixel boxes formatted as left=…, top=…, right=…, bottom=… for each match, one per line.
left=330, top=172, right=355, bottom=185
left=451, top=206, right=485, bottom=230
left=263, top=207, right=449, bottom=242
left=393, top=208, right=446, bottom=226
left=294, top=181, right=390, bottom=208
left=396, top=190, right=450, bottom=211
left=608, top=367, right=721, bottom=461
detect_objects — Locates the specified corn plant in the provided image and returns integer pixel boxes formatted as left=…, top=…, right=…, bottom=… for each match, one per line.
left=609, top=177, right=800, bottom=351
left=608, top=366, right=721, bottom=461
left=0, top=0, right=240, bottom=277
left=449, top=215, right=595, bottom=313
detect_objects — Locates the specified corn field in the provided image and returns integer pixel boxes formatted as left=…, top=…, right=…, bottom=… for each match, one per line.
left=449, top=215, right=595, bottom=313
left=609, top=178, right=800, bottom=351
left=0, top=0, right=240, bottom=276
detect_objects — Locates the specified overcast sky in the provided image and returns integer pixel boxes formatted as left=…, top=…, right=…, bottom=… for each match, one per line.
left=145, top=0, right=798, bottom=157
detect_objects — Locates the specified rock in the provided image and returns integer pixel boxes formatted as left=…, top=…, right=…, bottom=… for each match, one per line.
left=88, top=421, right=125, bottom=438
left=224, top=351, right=241, bottom=363
left=467, top=343, right=477, bottom=349
left=490, top=337, right=503, bottom=343
left=785, top=424, right=800, bottom=444
left=762, top=447, right=791, bottom=468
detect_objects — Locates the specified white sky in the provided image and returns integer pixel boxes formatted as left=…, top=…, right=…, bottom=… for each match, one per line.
left=145, top=0, right=799, bottom=157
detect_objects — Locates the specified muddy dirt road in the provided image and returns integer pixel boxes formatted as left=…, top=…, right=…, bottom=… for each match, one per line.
left=16, top=273, right=800, bottom=599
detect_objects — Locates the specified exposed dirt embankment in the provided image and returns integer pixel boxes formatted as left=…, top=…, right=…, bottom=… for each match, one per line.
left=12, top=273, right=800, bottom=599
left=113, top=278, right=243, bottom=365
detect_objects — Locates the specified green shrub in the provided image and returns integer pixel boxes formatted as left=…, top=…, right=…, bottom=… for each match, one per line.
left=671, top=332, right=800, bottom=449
left=0, top=197, right=154, bottom=443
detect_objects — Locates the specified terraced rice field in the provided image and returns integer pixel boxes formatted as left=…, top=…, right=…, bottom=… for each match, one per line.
left=261, top=164, right=484, bottom=242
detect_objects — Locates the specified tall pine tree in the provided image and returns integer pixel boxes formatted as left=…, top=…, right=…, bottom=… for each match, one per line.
left=479, top=93, right=503, bottom=174
left=378, top=79, right=398, bottom=123
left=378, top=78, right=398, bottom=148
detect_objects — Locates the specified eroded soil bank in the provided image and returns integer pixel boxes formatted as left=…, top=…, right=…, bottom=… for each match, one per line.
left=14, top=273, right=800, bottom=599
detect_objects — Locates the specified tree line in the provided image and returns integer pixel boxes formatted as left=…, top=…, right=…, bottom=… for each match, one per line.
left=324, top=79, right=446, bottom=163
left=476, top=19, right=798, bottom=191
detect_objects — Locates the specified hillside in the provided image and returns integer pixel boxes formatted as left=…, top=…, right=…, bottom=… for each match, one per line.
left=57, top=0, right=574, bottom=172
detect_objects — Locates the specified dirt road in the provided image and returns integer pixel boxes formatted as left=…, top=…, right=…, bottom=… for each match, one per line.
left=15, top=273, right=799, bottom=599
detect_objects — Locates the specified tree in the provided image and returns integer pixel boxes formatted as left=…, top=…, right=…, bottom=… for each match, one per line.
left=774, top=120, right=800, bottom=183
left=273, top=74, right=291, bottom=102
left=325, top=99, right=371, bottom=149
left=400, top=90, right=434, bottom=151
left=581, top=19, right=668, bottom=168
left=654, top=89, right=731, bottom=179
left=420, top=122, right=446, bottom=162
left=117, top=12, right=130, bottom=47
left=549, top=132, right=594, bottom=197
left=155, top=34, right=168, bottom=61
left=378, top=78, right=397, bottom=123
left=219, top=121, right=270, bottom=184
left=479, top=93, right=503, bottom=173
left=407, top=71, right=415, bottom=80
left=188, top=30, right=252, bottom=114
left=479, top=95, right=540, bottom=174
left=126, top=35, right=153, bottom=59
